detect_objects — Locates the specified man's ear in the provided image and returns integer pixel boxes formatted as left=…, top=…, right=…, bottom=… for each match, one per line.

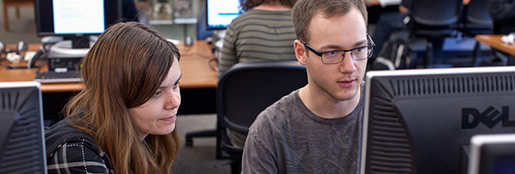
left=294, top=40, right=307, bottom=66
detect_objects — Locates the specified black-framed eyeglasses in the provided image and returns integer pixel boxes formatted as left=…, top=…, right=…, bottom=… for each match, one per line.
left=300, top=34, right=375, bottom=64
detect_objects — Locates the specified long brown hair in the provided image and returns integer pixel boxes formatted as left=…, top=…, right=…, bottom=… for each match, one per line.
left=64, top=22, right=181, bottom=174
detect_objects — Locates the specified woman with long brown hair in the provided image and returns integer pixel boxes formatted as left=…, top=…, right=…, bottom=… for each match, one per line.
left=45, top=21, right=182, bottom=174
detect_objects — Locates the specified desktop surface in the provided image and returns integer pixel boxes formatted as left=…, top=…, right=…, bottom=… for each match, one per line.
left=475, top=35, right=515, bottom=55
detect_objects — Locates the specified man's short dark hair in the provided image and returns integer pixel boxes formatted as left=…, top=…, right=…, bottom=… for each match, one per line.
left=292, top=0, right=368, bottom=42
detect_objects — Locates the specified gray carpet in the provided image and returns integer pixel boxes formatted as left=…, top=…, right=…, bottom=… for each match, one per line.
left=1, top=4, right=230, bottom=174
left=173, top=114, right=231, bottom=174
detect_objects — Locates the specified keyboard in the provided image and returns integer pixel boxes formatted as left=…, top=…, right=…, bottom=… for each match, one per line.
left=34, top=71, right=82, bottom=83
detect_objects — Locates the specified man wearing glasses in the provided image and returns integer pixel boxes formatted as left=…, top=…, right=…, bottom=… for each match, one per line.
left=241, top=0, right=373, bottom=173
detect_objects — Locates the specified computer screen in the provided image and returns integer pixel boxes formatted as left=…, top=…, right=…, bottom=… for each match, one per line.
left=206, top=0, right=241, bottom=30
left=360, top=67, right=515, bottom=174
left=35, top=0, right=122, bottom=48
left=469, top=134, right=515, bottom=174
left=0, top=81, right=46, bottom=173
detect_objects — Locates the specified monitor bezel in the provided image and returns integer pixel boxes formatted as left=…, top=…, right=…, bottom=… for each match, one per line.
left=0, top=81, right=46, bottom=173
left=34, top=0, right=122, bottom=37
left=469, top=134, right=515, bottom=174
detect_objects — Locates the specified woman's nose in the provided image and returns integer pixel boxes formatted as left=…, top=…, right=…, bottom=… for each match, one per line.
left=164, top=90, right=181, bottom=110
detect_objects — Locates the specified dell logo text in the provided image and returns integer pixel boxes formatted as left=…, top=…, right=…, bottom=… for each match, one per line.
left=462, top=106, right=515, bottom=129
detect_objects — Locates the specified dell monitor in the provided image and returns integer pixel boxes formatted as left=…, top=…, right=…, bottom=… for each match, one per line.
left=468, top=134, right=515, bottom=174
left=35, top=0, right=122, bottom=48
left=0, top=81, right=46, bottom=174
left=360, top=67, right=515, bottom=174
left=206, top=0, right=241, bottom=30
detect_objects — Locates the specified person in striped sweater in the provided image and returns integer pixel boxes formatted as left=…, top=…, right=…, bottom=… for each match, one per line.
left=218, top=0, right=299, bottom=79
left=218, top=0, right=299, bottom=149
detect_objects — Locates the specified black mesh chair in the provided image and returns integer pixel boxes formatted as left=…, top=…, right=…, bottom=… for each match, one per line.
left=215, top=61, right=307, bottom=174
left=407, top=0, right=463, bottom=67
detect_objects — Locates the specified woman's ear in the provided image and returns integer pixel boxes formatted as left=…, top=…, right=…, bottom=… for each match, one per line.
left=294, top=40, right=307, bottom=66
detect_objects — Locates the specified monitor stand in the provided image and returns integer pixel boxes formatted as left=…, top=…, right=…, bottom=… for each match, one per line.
left=46, top=36, right=97, bottom=58
left=46, top=39, right=90, bottom=72
left=461, top=145, right=470, bottom=174
left=66, top=36, right=90, bottom=49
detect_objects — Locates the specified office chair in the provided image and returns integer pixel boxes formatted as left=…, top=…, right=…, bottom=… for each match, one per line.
left=215, top=61, right=307, bottom=174
left=407, top=0, right=462, bottom=67
left=459, top=0, right=493, bottom=66
left=463, top=0, right=492, bottom=30
left=182, top=4, right=215, bottom=147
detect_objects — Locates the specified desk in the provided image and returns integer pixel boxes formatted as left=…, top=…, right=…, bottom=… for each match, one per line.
left=0, top=41, right=218, bottom=92
left=475, top=35, right=515, bottom=55
left=1, top=41, right=218, bottom=120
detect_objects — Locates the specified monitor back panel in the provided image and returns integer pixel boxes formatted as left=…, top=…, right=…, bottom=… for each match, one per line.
left=361, top=67, right=515, bottom=174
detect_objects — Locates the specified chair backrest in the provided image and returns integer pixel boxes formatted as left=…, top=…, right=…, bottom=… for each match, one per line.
left=217, top=61, right=307, bottom=134
left=216, top=61, right=307, bottom=160
left=459, top=0, right=492, bottom=36
left=411, top=0, right=462, bottom=26
left=466, top=0, right=492, bottom=26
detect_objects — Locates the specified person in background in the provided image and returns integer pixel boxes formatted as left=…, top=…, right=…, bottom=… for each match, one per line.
left=45, top=22, right=182, bottom=174
left=489, top=0, right=515, bottom=34
left=218, top=0, right=298, bottom=149
left=241, top=0, right=374, bottom=172
left=487, top=0, right=515, bottom=65
left=369, top=0, right=413, bottom=59
left=218, top=0, right=298, bottom=78
left=123, top=0, right=140, bottom=22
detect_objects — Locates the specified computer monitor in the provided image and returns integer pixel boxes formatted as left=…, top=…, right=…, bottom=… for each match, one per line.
left=35, top=0, right=122, bottom=48
left=206, top=0, right=241, bottom=30
left=468, top=134, right=515, bottom=174
left=360, top=67, right=515, bottom=174
left=0, top=82, right=46, bottom=173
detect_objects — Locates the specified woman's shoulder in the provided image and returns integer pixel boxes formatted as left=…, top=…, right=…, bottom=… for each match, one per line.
left=45, top=119, right=98, bottom=157
left=45, top=119, right=112, bottom=173
left=46, top=137, right=112, bottom=174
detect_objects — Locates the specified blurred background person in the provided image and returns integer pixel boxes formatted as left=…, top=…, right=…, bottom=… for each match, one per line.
left=487, top=0, right=515, bottom=65
left=218, top=0, right=298, bottom=149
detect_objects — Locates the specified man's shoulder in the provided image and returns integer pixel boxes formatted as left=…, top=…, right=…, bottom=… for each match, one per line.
left=250, top=90, right=300, bottom=131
